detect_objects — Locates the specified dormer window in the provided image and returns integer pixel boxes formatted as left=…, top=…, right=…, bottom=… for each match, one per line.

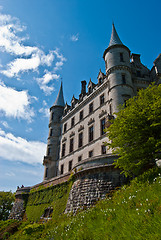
left=120, top=53, right=124, bottom=62
left=88, top=86, right=92, bottom=94
left=71, top=102, right=74, bottom=108
left=71, top=117, right=75, bottom=127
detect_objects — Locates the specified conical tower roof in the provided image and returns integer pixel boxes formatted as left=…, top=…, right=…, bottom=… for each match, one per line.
left=53, top=82, right=65, bottom=107
left=108, top=23, right=123, bottom=47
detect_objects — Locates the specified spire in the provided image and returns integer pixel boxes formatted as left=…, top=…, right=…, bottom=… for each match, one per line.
left=108, top=23, right=123, bottom=47
left=53, top=82, right=65, bottom=107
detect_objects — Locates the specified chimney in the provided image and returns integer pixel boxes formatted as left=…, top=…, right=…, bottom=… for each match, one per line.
left=81, top=81, right=87, bottom=95
left=131, top=53, right=141, bottom=63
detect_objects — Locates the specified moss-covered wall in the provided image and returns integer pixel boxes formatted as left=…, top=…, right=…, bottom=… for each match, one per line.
left=25, top=179, right=73, bottom=222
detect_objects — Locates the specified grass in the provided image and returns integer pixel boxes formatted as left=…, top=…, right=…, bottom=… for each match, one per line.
left=0, top=167, right=161, bottom=240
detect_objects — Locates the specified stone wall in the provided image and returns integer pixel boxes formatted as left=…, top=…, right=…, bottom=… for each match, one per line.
left=9, top=187, right=30, bottom=221
left=65, top=165, right=125, bottom=213
left=9, top=198, right=25, bottom=221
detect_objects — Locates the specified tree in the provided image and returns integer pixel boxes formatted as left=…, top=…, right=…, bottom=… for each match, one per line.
left=106, top=84, right=161, bottom=177
left=0, top=191, right=15, bottom=220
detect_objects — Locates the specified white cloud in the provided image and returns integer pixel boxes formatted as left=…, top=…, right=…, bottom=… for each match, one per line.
left=39, top=107, right=50, bottom=118
left=0, top=11, right=56, bottom=80
left=0, top=128, right=46, bottom=165
left=70, top=33, right=79, bottom=42
left=36, top=70, right=59, bottom=95
left=0, top=11, right=66, bottom=94
left=26, top=127, right=33, bottom=133
left=1, top=121, right=10, bottom=129
left=0, top=13, right=37, bottom=56
left=53, top=48, right=66, bottom=72
left=0, top=81, right=34, bottom=121
left=5, top=171, right=15, bottom=177
left=39, top=100, right=49, bottom=117
left=1, top=50, right=55, bottom=78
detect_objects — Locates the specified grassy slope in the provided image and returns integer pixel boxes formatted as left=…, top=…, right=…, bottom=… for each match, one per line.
left=0, top=168, right=161, bottom=240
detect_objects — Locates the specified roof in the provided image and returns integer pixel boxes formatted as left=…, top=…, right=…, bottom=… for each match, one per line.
left=53, top=82, right=65, bottom=107
left=108, top=23, right=123, bottom=47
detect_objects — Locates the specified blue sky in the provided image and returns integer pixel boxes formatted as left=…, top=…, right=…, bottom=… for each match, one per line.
left=0, top=0, right=160, bottom=192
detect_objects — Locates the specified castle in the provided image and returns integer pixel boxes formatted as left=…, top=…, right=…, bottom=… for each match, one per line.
left=9, top=24, right=161, bottom=218
left=43, top=23, right=161, bottom=181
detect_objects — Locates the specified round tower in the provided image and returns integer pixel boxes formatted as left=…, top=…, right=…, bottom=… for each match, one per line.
left=43, top=82, right=65, bottom=180
left=103, top=24, right=134, bottom=114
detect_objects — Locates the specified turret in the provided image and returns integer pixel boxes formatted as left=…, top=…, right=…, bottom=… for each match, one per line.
left=43, top=82, right=65, bottom=180
left=103, top=24, right=134, bottom=114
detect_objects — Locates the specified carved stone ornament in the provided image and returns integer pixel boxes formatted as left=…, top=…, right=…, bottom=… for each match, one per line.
left=70, top=131, right=75, bottom=138
left=99, top=110, right=107, bottom=118
left=88, top=118, right=95, bottom=125
left=78, top=125, right=84, bottom=132
left=62, top=137, right=67, bottom=143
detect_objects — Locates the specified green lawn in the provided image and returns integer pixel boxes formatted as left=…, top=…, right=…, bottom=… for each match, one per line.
left=0, top=167, right=161, bottom=240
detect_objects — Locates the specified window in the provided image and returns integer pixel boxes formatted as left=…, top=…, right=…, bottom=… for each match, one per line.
left=49, top=129, right=53, bottom=137
left=122, top=74, right=126, bottom=84
left=100, top=94, right=105, bottom=105
left=88, top=86, right=92, bottom=94
left=80, top=110, right=83, bottom=121
left=78, top=132, right=83, bottom=148
left=102, top=145, right=106, bottom=154
left=89, top=150, right=93, bottom=158
left=68, top=160, right=73, bottom=171
left=89, top=102, right=93, bottom=114
left=69, top=138, right=74, bottom=153
left=105, top=61, right=108, bottom=69
left=109, top=104, right=112, bottom=115
left=99, top=78, right=103, bottom=84
left=78, top=155, right=82, bottom=162
left=89, top=126, right=94, bottom=142
left=120, top=52, right=124, bottom=62
left=60, top=164, right=64, bottom=175
left=71, top=102, right=74, bottom=108
left=64, top=123, right=67, bottom=133
left=71, top=117, right=75, bottom=127
left=62, top=143, right=66, bottom=157
left=47, top=148, right=51, bottom=156
left=101, top=118, right=106, bottom=135
left=137, top=71, right=141, bottom=77
left=51, top=112, right=54, bottom=120
left=45, top=168, right=48, bottom=178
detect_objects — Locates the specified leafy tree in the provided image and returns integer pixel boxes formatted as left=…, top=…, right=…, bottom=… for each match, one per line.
left=106, top=84, right=161, bottom=177
left=0, top=191, right=15, bottom=220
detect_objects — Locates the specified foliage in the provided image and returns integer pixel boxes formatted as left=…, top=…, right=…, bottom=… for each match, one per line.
left=25, top=179, right=73, bottom=222
left=105, top=84, right=161, bottom=176
left=22, top=223, right=44, bottom=235
left=0, top=192, right=15, bottom=221
left=0, top=220, right=20, bottom=239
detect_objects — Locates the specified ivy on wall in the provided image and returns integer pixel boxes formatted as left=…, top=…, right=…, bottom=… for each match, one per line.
left=25, top=179, right=73, bottom=222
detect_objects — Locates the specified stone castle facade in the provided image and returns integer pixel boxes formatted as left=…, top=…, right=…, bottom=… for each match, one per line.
left=10, top=24, right=161, bottom=217
left=43, top=23, right=161, bottom=182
